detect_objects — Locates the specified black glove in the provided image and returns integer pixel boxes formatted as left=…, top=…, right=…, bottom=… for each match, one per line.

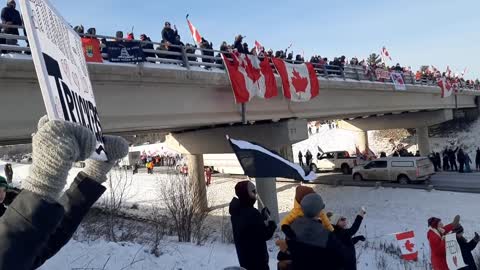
left=474, top=232, right=480, bottom=242
left=261, top=207, right=271, bottom=221
left=352, top=235, right=366, bottom=245
left=267, top=220, right=277, bottom=230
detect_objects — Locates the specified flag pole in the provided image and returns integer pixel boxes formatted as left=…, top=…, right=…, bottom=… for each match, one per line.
left=241, top=103, right=247, bottom=124
left=186, top=13, right=198, bottom=46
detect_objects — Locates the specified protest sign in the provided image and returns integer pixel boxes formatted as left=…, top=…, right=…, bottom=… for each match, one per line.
left=19, top=0, right=107, bottom=160
left=375, top=68, right=391, bottom=80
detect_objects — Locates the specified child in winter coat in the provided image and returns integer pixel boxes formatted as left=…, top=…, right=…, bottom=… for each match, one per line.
left=276, top=186, right=334, bottom=270
left=427, top=215, right=461, bottom=270
left=330, top=209, right=366, bottom=270
left=281, top=193, right=354, bottom=270
left=281, top=186, right=333, bottom=231
left=454, top=225, right=480, bottom=270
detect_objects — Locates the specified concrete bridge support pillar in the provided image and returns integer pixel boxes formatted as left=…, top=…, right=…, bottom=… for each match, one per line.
left=255, top=177, right=279, bottom=223
left=187, top=154, right=208, bottom=211
left=278, top=145, right=294, bottom=162
left=357, top=130, right=369, bottom=153
left=416, top=127, right=431, bottom=157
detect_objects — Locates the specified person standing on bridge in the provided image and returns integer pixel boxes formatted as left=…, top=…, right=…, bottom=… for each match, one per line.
left=1, top=0, right=22, bottom=47
left=298, top=151, right=304, bottom=167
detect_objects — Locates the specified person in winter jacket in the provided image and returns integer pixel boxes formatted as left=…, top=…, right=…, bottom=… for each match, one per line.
left=298, top=151, right=304, bottom=167
left=305, top=150, right=313, bottom=167
left=448, top=147, right=459, bottom=171
left=281, top=186, right=333, bottom=231
left=140, top=34, right=155, bottom=59
left=442, top=151, right=450, bottom=171
left=464, top=152, right=473, bottom=173
left=161, top=21, right=177, bottom=45
left=458, top=148, right=466, bottom=173
left=230, top=181, right=276, bottom=270
left=427, top=215, right=461, bottom=270
left=0, top=116, right=129, bottom=270
left=0, top=176, right=8, bottom=217
left=1, top=0, right=22, bottom=45
left=476, top=148, right=480, bottom=171
left=454, top=225, right=480, bottom=270
left=282, top=193, right=354, bottom=270
left=4, top=163, right=12, bottom=183
left=330, top=209, right=366, bottom=270
left=233, top=34, right=246, bottom=54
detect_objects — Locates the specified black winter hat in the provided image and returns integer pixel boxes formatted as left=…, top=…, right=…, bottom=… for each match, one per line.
left=235, top=181, right=256, bottom=202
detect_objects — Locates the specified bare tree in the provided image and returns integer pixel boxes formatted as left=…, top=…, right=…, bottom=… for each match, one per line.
left=101, top=166, right=134, bottom=242
left=159, top=172, right=211, bottom=244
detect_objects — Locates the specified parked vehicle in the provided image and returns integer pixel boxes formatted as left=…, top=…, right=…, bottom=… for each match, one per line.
left=352, top=157, right=435, bottom=184
left=311, top=147, right=359, bottom=174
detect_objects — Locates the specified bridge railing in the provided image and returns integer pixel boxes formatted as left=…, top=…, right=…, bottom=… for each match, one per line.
left=1, top=24, right=479, bottom=91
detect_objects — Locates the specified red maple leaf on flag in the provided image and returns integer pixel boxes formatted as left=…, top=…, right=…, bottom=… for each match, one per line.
left=291, top=68, right=308, bottom=93
left=405, top=240, right=415, bottom=252
left=240, top=56, right=261, bottom=83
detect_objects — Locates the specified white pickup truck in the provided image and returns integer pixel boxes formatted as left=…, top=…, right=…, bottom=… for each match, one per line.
left=311, top=148, right=359, bottom=174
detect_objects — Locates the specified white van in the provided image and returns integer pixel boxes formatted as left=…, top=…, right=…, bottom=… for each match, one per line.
left=352, top=157, right=435, bottom=184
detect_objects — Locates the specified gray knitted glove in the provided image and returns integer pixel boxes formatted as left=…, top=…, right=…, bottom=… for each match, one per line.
left=22, top=117, right=96, bottom=201
left=83, top=135, right=129, bottom=183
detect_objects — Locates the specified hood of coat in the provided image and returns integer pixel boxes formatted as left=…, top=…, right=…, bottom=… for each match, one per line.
left=229, top=197, right=252, bottom=216
left=291, top=217, right=330, bottom=248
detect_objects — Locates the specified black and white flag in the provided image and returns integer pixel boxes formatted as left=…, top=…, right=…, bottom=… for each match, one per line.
left=228, top=137, right=316, bottom=181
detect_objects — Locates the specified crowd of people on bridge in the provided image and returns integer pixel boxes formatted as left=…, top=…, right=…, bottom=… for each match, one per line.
left=1, top=0, right=479, bottom=89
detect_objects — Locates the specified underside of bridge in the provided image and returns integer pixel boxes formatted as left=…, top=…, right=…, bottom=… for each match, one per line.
left=340, top=109, right=455, bottom=156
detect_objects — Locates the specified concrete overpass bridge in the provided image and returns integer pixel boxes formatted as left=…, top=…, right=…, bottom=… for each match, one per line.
left=2, top=56, right=480, bottom=221
left=1, top=56, right=479, bottom=145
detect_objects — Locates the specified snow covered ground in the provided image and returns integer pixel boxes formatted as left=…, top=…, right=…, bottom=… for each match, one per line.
left=3, top=161, right=480, bottom=270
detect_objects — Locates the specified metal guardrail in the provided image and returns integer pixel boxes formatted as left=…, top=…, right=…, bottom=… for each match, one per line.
left=1, top=23, right=479, bottom=91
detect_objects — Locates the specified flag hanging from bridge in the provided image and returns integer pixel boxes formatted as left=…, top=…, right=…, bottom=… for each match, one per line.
left=437, top=77, right=453, bottom=98
left=81, top=37, right=103, bottom=63
left=228, top=137, right=316, bottom=181
left=222, top=52, right=277, bottom=103
left=272, top=58, right=320, bottom=102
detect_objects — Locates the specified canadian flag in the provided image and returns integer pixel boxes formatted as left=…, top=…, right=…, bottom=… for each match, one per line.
left=222, top=52, right=277, bottom=103
left=381, top=46, right=392, bottom=61
left=272, top=58, right=320, bottom=102
left=255, top=40, right=263, bottom=54
left=437, top=77, right=453, bottom=98
left=186, top=16, right=202, bottom=45
left=395, top=231, right=418, bottom=261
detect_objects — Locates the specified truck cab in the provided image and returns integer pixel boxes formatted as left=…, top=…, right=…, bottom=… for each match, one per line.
left=312, top=148, right=358, bottom=174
